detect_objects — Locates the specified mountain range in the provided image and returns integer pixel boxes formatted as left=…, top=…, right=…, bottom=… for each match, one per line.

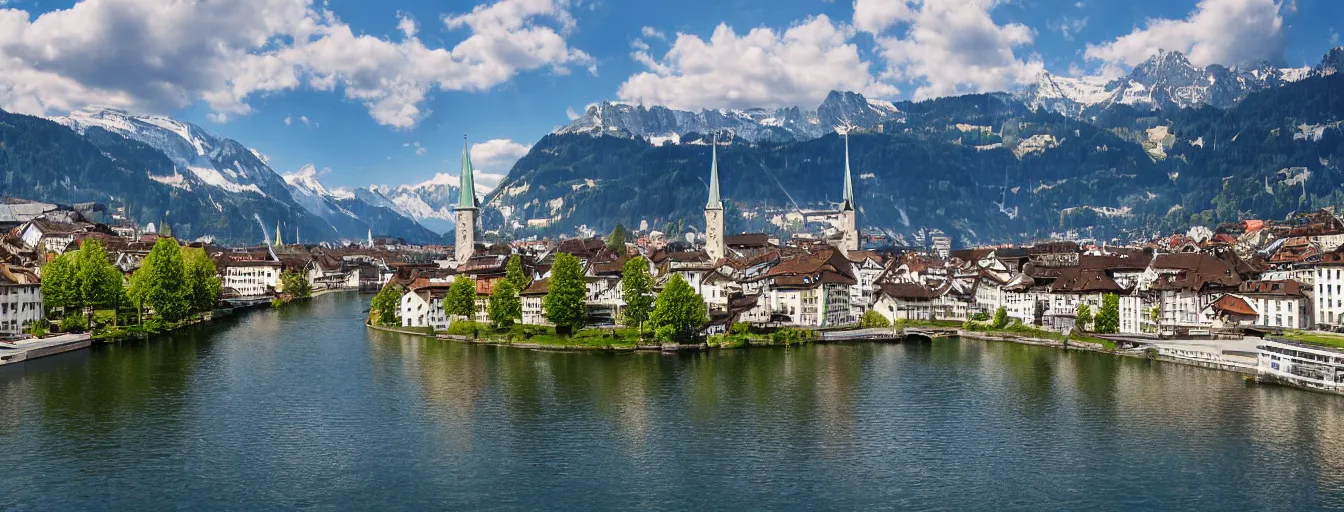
left=2, top=46, right=1343, bottom=248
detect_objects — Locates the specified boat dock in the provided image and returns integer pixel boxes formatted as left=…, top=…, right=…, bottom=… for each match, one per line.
left=0, top=334, right=93, bottom=366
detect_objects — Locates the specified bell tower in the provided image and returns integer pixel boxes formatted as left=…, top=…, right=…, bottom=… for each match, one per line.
left=838, top=131, right=859, bottom=253
left=705, top=135, right=725, bottom=261
left=455, top=135, right=479, bottom=265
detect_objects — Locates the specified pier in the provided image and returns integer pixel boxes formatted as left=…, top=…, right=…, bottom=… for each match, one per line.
left=0, top=333, right=92, bottom=365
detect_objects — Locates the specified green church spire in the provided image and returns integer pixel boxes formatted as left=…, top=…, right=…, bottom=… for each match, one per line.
left=706, top=134, right=723, bottom=210
left=458, top=135, right=479, bottom=210
left=841, top=131, right=854, bottom=211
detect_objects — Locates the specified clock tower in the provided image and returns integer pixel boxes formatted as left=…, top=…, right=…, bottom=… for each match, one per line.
left=705, top=135, right=725, bottom=262
left=455, top=135, right=479, bottom=265
left=838, top=131, right=860, bottom=254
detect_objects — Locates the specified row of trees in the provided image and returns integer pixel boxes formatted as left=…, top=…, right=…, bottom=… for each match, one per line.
left=42, top=238, right=222, bottom=329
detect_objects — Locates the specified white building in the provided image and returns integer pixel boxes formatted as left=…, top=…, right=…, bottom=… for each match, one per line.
left=1239, top=280, right=1312, bottom=330
left=521, top=279, right=550, bottom=326
left=222, top=261, right=282, bottom=298
left=0, top=266, right=43, bottom=336
left=400, top=283, right=451, bottom=331
left=1315, top=262, right=1344, bottom=328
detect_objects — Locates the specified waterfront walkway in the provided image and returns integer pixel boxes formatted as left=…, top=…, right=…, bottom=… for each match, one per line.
left=0, top=333, right=92, bottom=365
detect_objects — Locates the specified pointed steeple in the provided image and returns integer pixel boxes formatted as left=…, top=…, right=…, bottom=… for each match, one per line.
left=274, top=221, right=283, bottom=246
left=457, top=135, right=479, bottom=210
left=706, top=134, right=723, bottom=210
left=841, top=131, right=854, bottom=211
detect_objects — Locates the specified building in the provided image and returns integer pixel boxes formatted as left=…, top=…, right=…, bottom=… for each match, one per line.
left=836, top=132, right=859, bottom=254
left=0, top=265, right=42, bottom=336
left=1238, top=280, right=1311, bottom=330
left=521, top=279, right=551, bottom=326
left=221, top=260, right=282, bottom=297
left=928, top=229, right=951, bottom=259
left=1315, top=254, right=1344, bottom=328
left=400, top=280, right=451, bottom=330
left=454, top=135, right=479, bottom=265
left=704, top=137, right=725, bottom=262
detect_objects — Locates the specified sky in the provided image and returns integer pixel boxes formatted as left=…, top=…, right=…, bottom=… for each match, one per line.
left=0, top=0, right=1340, bottom=193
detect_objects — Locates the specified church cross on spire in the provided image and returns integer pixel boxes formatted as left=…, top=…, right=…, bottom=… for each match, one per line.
left=457, top=134, right=479, bottom=210
left=706, top=134, right=723, bottom=210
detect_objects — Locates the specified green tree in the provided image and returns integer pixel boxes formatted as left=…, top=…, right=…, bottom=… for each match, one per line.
left=649, top=273, right=707, bottom=342
left=543, top=253, right=587, bottom=333
left=1075, top=303, right=1093, bottom=332
left=860, top=310, right=891, bottom=328
left=40, top=255, right=75, bottom=316
left=488, top=279, right=521, bottom=329
left=445, top=276, right=477, bottom=320
left=992, top=306, right=1010, bottom=329
left=183, top=247, right=221, bottom=313
left=1095, top=293, right=1120, bottom=334
left=505, top=254, right=527, bottom=291
left=72, top=240, right=122, bottom=313
left=607, top=224, right=628, bottom=253
left=280, top=270, right=311, bottom=299
left=129, top=238, right=190, bottom=322
left=621, top=256, right=654, bottom=335
left=370, top=285, right=402, bottom=326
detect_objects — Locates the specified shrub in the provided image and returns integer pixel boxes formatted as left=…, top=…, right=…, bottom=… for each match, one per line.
left=729, top=322, right=751, bottom=335
left=59, top=314, right=88, bottom=333
left=447, top=320, right=486, bottom=337
left=992, top=307, right=1009, bottom=329
left=860, top=310, right=891, bottom=328
left=971, top=312, right=989, bottom=322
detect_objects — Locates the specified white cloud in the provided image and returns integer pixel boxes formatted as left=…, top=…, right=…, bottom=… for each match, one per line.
left=0, top=0, right=594, bottom=129
left=284, top=114, right=294, bottom=126
left=617, top=15, right=897, bottom=111
left=641, top=26, right=665, bottom=40
left=868, top=0, right=1043, bottom=100
left=1083, top=0, right=1285, bottom=69
left=407, top=141, right=427, bottom=156
left=1330, top=28, right=1339, bottom=46
left=852, top=0, right=916, bottom=34
left=470, top=138, right=531, bottom=180
left=1053, top=16, right=1088, bottom=41
left=565, top=106, right=581, bottom=120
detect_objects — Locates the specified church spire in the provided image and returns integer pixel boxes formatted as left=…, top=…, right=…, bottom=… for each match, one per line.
left=706, top=134, right=723, bottom=210
left=274, top=221, right=283, bottom=246
left=841, top=131, right=854, bottom=211
left=457, top=135, right=479, bottom=210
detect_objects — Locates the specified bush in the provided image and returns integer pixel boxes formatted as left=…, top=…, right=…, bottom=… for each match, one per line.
left=508, top=324, right=550, bottom=340
left=447, top=320, right=487, bottom=337
left=58, top=314, right=88, bottom=333
left=971, top=312, right=989, bottom=322
left=992, top=307, right=1010, bottom=329
left=729, top=322, right=751, bottom=335
left=860, top=310, right=892, bottom=328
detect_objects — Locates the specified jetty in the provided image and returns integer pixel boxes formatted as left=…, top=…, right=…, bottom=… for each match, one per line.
left=0, top=334, right=92, bottom=366
left=821, top=327, right=955, bottom=342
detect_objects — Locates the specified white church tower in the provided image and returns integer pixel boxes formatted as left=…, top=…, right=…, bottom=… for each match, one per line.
left=705, top=135, right=725, bottom=261
left=838, top=131, right=860, bottom=254
left=455, top=135, right=479, bottom=264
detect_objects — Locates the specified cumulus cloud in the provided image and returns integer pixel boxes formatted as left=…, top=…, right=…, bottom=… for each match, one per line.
left=868, top=0, right=1043, bottom=100
left=0, top=0, right=594, bottom=128
left=565, top=106, right=581, bottom=120
left=285, top=113, right=315, bottom=127
left=617, top=15, right=897, bottom=110
left=641, top=26, right=665, bottom=40
left=406, top=141, right=427, bottom=156
left=470, top=139, right=531, bottom=180
left=1083, top=0, right=1285, bottom=69
left=852, top=0, right=916, bottom=34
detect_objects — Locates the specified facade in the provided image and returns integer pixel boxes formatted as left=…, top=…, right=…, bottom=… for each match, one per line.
left=222, top=261, right=281, bottom=297
left=1239, top=280, right=1311, bottom=330
left=1315, top=263, right=1344, bottom=328
left=1258, top=340, right=1344, bottom=392
left=521, top=279, right=551, bottom=326
left=0, top=266, right=42, bottom=336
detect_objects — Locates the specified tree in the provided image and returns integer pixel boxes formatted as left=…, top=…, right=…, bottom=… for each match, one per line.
left=129, top=238, right=190, bottom=322
left=505, top=254, right=527, bottom=291
left=992, top=306, right=1009, bottom=329
left=445, top=276, right=477, bottom=320
left=488, top=279, right=521, bottom=329
left=544, top=253, right=587, bottom=333
left=607, top=224, right=628, bottom=253
left=370, top=284, right=402, bottom=326
left=1075, top=303, right=1093, bottom=332
left=183, top=247, right=221, bottom=313
left=860, top=310, right=891, bottom=328
left=72, top=240, right=122, bottom=313
left=1095, top=293, right=1120, bottom=334
left=280, top=270, right=311, bottom=299
left=40, top=255, right=75, bottom=316
left=649, top=273, right=707, bottom=342
left=621, top=256, right=654, bottom=335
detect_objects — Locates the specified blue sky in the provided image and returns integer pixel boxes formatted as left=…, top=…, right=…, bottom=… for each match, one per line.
left=0, top=0, right=1340, bottom=192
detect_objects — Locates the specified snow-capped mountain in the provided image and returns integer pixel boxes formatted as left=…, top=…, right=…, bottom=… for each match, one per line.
left=53, top=108, right=293, bottom=199
left=1019, top=49, right=1315, bottom=117
left=283, top=165, right=443, bottom=241
left=367, top=174, right=462, bottom=234
left=557, top=90, right=904, bottom=143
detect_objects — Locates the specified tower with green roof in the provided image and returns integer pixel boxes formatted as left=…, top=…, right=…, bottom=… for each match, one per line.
left=704, top=134, right=725, bottom=261
left=455, top=135, right=479, bottom=264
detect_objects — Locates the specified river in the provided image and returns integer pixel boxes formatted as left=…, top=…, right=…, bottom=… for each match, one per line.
left=3, top=292, right=1344, bottom=510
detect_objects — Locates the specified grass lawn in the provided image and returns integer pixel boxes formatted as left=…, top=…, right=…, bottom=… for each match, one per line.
left=1283, top=330, right=1344, bottom=349
left=963, top=320, right=1118, bottom=350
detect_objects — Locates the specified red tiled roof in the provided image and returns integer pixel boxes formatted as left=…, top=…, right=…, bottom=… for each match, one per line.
left=1211, top=295, right=1257, bottom=316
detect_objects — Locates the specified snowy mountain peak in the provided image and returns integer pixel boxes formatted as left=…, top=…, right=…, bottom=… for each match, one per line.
left=557, top=90, right=903, bottom=144
left=282, top=164, right=331, bottom=197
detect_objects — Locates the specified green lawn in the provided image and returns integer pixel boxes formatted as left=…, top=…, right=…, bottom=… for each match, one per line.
left=962, top=320, right=1118, bottom=351
left=1282, top=330, right=1344, bottom=349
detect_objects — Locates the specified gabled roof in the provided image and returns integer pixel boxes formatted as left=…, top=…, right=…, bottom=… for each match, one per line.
left=879, top=282, right=936, bottom=300
left=521, top=278, right=550, bottom=296
left=1210, top=294, right=1257, bottom=316
left=1238, top=279, right=1307, bottom=297
left=1049, top=267, right=1125, bottom=294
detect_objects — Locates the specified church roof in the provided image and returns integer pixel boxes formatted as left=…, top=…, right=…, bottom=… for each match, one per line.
left=706, top=136, right=723, bottom=210
left=841, top=132, right=854, bottom=211
left=457, top=135, right=479, bottom=210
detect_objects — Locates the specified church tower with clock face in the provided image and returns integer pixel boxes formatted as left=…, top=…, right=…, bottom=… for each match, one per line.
left=455, top=135, right=479, bottom=265
left=705, top=135, right=725, bottom=262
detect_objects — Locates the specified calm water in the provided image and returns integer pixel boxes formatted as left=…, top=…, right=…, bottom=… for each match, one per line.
left=4, top=293, right=1344, bottom=510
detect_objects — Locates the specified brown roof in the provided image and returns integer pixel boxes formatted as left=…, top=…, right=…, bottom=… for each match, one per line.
left=1210, top=295, right=1257, bottom=316
left=521, top=278, right=550, bottom=296
left=880, top=282, right=936, bottom=300
left=1238, top=280, right=1307, bottom=297
left=1049, top=268, right=1125, bottom=293
left=725, top=233, right=771, bottom=248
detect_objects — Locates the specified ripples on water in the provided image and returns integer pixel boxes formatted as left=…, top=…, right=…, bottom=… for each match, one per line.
left=3, top=293, right=1344, bottom=511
